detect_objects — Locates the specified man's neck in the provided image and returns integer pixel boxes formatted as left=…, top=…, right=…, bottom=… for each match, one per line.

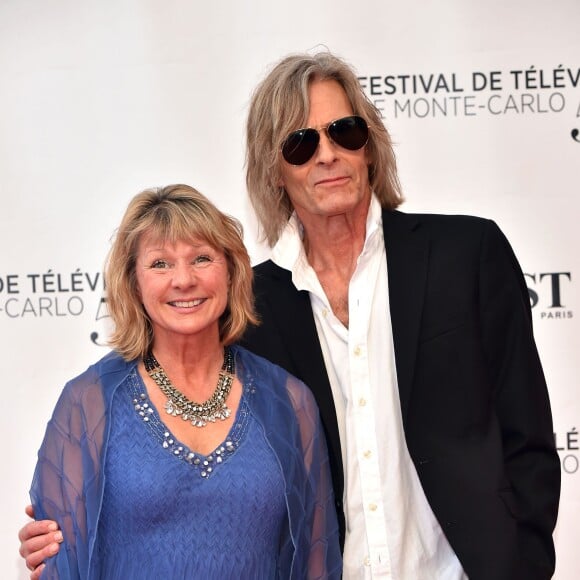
left=300, top=199, right=369, bottom=276
left=300, top=205, right=371, bottom=328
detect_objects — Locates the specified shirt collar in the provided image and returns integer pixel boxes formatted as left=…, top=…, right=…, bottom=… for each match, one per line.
left=271, top=194, right=383, bottom=275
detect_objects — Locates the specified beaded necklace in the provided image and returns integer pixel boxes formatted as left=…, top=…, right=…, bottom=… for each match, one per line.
left=143, top=347, right=235, bottom=428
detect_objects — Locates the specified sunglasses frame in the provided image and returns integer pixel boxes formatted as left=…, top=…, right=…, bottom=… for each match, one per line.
left=281, top=115, right=369, bottom=166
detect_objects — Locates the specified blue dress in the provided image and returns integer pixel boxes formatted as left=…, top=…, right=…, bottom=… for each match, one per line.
left=30, top=346, right=341, bottom=579
left=96, top=369, right=286, bottom=578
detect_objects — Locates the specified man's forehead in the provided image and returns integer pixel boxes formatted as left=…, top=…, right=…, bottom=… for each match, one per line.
left=305, top=79, right=354, bottom=123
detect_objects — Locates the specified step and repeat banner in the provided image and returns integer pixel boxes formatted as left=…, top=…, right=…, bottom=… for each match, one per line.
left=1, top=1, right=578, bottom=577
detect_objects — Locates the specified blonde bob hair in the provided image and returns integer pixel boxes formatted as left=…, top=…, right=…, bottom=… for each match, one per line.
left=106, top=184, right=258, bottom=360
left=246, top=50, right=404, bottom=246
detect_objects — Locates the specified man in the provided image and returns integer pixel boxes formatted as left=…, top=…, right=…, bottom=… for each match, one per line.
left=20, top=51, right=560, bottom=579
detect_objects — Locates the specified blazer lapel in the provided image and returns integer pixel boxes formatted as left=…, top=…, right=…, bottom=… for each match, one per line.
left=383, top=210, right=429, bottom=421
left=257, top=264, right=343, bottom=490
left=271, top=273, right=334, bottom=402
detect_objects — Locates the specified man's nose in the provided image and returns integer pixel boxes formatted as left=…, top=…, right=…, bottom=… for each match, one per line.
left=314, top=129, right=339, bottom=163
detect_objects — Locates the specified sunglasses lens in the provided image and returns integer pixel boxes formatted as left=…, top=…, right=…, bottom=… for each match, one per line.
left=282, top=129, right=320, bottom=165
left=328, top=116, right=369, bottom=151
left=281, top=116, right=368, bottom=165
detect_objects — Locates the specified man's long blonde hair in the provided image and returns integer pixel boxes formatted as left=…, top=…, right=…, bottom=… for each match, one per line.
left=246, top=51, right=403, bottom=246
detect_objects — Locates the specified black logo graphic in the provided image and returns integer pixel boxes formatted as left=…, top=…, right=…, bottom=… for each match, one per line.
left=525, top=272, right=573, bottom=320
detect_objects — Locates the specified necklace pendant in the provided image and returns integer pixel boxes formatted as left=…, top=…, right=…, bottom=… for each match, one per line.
left=165, top=400, right=183, bottom=417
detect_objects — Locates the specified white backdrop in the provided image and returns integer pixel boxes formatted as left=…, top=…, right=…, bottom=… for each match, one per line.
left=1, top=1, right=578, bottom=577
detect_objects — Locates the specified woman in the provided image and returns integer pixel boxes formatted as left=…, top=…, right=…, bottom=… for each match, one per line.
left=30, top=184, right=341, bottom=579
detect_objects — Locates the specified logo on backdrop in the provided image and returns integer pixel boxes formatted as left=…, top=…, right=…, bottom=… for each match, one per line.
left=0, top=269, right=103, bottom=318
left=525, top=271, right=574, bottom=320
left=0, top=268, right=108, bottom=341
left=358, top=64, right=580, bottom=138
left=555, top=427, right=579, bottom=475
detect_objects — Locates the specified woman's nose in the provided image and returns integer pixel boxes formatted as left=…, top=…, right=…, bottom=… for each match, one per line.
left=172, top=263, right=196, bottom=287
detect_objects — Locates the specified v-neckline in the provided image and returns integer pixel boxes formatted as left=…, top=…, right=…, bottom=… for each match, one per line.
left=126, top=369, right=251, bottom=478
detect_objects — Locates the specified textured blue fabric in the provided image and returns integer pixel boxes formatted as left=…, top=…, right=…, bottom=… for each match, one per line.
left=30, top=345, right=341, bottom=579
left=97, top=370, right=285, bottom=578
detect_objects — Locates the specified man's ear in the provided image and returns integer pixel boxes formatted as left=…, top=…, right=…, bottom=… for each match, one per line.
left=364, top=144, right=373, bottom=167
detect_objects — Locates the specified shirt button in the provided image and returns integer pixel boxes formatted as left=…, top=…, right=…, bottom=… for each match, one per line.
left=363, top=449, right=372, bottom=459
left=363, top=556, right=371, bottom=567
left=369, top=503, right=378, bottom=511
left=358, top=397, right=367, bottom=407
left=354, top=346, right=362, bottom=356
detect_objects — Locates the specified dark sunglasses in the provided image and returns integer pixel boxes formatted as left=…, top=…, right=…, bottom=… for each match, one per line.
left=281, top=115, right=369, bottom=165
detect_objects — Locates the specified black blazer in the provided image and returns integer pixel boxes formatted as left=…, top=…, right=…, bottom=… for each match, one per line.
left=241, top=210, right=560, bottom=580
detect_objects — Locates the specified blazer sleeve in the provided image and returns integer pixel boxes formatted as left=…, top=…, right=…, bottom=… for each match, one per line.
left=479, top=219, right=560, bottom=577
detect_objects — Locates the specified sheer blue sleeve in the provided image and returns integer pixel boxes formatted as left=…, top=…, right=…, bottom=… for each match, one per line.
left=29, top=367, right=107, bottom=580
left=285, top=373, right=342, bottom=579
left=237, top=346, right=342, bottom=579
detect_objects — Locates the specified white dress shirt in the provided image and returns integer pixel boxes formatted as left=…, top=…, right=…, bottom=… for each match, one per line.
left=271, top=197, right=468, bottom=579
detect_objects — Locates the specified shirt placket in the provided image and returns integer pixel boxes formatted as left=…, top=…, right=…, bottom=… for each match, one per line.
left=349, top=245, right=391, bottom=576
